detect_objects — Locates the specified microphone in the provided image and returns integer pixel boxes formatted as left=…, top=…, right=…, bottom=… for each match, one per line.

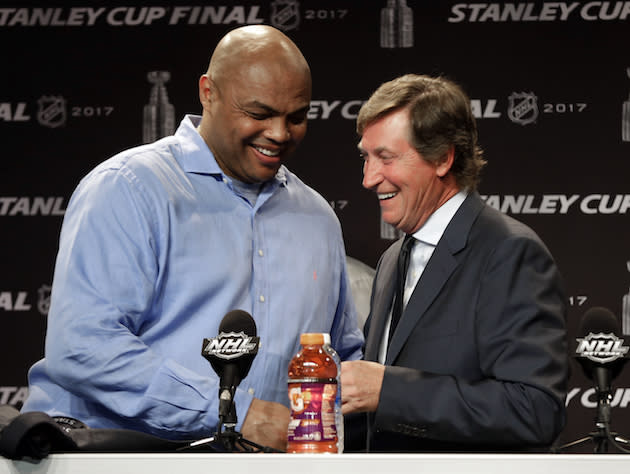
left=552, top=307, right=630, bottom=453
left=575, top=307, right=629, bottom=399
left=202, top=310, right=260, bottom=423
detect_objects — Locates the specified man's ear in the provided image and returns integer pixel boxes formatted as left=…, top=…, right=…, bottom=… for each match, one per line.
left=436, top=145, right=455, bottom=177
left=198, top=74, right=212, bottom=109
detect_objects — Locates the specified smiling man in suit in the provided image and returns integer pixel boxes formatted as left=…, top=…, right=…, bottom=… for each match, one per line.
left=341, top=74, right=568, bottom=452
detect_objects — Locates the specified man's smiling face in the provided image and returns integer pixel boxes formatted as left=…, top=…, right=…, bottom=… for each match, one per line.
left=359, top=108, right=449, bottom=234
left=202, top=59, right=311, bottom=184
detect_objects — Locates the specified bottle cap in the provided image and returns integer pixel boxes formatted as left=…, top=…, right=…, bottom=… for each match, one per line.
left=300, top=333, right=327, bottom=345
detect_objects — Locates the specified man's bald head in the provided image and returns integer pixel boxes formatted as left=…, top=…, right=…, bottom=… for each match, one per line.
left=206, top=25, right=311, bottom=92
left=197, top=25, right=312, bottom=184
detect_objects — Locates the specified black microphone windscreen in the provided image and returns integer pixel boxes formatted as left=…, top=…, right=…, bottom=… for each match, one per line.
left=578, top=306, right=620, bottom=337
left=219, top=309, right=257, bottom=336
left=575, top=306, right=629, bottom=382
left=203, top=309, right=260, bottom=383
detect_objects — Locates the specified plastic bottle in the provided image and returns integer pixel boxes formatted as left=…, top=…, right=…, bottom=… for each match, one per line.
left=287, top=333, right=338, bottom=453
left=323, top=334, right=344, bottom=453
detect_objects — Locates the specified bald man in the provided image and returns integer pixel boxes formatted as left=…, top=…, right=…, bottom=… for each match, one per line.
left=22, top=25, right=363, bottom=451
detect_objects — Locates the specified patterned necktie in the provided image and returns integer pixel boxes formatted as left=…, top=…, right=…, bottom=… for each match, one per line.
left=389, top=234, right=415, bottom=342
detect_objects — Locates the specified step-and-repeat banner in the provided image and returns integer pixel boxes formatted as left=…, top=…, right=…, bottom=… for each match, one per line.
left=1, top=1, right=629, bottom=452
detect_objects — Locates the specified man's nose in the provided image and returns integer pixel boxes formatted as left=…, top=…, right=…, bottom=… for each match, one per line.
left=362, top=157, right=382, bottom=189
left=265, top=117, right=290, bottom=142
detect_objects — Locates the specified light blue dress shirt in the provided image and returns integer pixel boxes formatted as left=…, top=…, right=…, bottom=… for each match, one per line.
left=23, top=115, right=364, bottom=440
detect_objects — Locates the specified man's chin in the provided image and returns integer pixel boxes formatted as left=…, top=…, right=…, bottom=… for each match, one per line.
left=248, top=165, right=280, bottom=183
left=380, top=211, right=399, bottom=229
left=384, top=219, right=412, bottom=235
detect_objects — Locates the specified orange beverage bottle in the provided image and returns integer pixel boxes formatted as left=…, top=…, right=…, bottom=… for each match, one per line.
left=287, top=333, right=338, bottom=453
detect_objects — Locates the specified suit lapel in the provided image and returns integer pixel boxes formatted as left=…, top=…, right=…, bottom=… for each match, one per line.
left=386, top=192, right=485, bottom=364
left=364, top=240, right=401, bottom=361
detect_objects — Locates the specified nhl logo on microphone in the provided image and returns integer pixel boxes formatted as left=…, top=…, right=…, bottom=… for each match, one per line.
left=575, top=332, right=630, bottom=364
left=202, top=332, right=259, bottom=360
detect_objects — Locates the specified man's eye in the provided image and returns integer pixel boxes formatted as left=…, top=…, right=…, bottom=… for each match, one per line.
left=248, top=111, right=269, bottom=120
left=288, top=113, right=307, bottom=125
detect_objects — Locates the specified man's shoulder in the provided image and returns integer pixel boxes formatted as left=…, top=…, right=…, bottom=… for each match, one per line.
left=475, top=201, right=540, bottom=240
left=105, top=136, right=180, bottom=172
left=84, top=137, right=182, bottom=186
left=463, top=199, right=549, bottom=258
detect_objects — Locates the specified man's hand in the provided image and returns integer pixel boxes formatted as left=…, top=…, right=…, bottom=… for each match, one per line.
left=341, top=360, right=385, bottom=414
left=241, top=398, right=290, bottom=451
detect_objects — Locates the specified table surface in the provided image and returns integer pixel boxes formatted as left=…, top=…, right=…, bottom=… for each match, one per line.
left=2, top=453, right=630, bottom=474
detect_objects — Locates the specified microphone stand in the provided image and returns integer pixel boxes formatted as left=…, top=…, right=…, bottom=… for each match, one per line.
left=197, top=324, right=281, bottom=453
left=553, top=385, right=630, bottom=453
left=179, top=388, right=284, bottom=453
left=216, top=392, right=264, bottom=452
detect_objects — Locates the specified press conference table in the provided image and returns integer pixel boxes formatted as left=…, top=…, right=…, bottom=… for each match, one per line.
left=1, top=453, right=629, bottom=474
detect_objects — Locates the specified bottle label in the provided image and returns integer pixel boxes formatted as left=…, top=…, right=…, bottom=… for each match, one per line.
left=288, top=381, right=337, bottom=443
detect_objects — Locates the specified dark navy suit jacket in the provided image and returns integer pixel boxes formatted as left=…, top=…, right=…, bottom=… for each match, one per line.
left=354, top=192, right=568, bottom=452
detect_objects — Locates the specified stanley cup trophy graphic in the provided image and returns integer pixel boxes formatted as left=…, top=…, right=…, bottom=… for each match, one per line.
left=623, top=68, right=630, bottom=142
left=143, top=71, right=175, bottom=144
left=380, top=0, right=414, bottom=49
left=623, top=261, right=630, bottom=335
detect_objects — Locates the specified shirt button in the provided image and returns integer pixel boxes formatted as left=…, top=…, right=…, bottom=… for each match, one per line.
left=259, top=295, right=265, bottom=302
left=258, top=249, right=264, bottom=257
left=248, top=388, right=255, bottom=395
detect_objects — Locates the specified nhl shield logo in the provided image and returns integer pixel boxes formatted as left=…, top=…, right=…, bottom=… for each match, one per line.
left=575, top=332, right=629, bottom=364
left=38, top=284, right=52, bottom=315
left=202, top=332, right=260, bottom=360
left=37, top=95, right=67, bottom=128
left=271, top=0, right=300, bottom=31
left=507, top=92, right=538, bottom=126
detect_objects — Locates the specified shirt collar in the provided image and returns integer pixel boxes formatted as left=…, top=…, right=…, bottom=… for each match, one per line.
left=412, top=190, right=467, bottom=246
left=175, top=114, right=288, bottom=186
